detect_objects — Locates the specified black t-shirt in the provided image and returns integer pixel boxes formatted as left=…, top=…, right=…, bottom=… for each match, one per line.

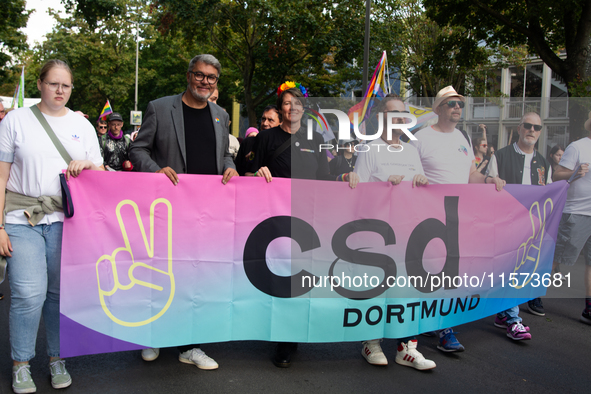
left=252, top=126, right=331, bottom=180
left=329, top=155, right=357, bottom=177
left=183, top=102, right=217, bottom=175
left=235, top=136, right=258, bottom=176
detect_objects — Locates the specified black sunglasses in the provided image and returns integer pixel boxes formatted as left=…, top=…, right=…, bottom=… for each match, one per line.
left=520, top=122, right=542, bottom=131
left=441, top=100, right=465, bottom=109
left=386, top=110, right=410, bottom=113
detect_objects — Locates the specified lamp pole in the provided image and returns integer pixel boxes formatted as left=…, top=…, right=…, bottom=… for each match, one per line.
left=362, top=0, right=371, bottom=96
left=135, top=19, right=139, bottom=113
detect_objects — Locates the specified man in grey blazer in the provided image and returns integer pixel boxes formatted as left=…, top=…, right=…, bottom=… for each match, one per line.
left=129, top=54, right=237, bottom=369
left=130, top=54, right=237, bottom=186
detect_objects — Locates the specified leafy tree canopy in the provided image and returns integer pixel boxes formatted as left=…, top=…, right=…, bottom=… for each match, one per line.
left=0, top=0, right=31, bottom=77
left=424, top=0, right=591, bottom=92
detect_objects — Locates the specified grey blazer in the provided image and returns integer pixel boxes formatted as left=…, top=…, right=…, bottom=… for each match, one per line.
left=129, top=93, right=235, bottom=175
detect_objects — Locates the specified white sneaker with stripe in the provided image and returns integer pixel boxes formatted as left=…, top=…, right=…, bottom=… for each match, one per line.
left=395, top=340, right=436, bottom=371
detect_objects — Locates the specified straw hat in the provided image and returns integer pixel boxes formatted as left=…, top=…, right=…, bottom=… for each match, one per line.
left=433, top=86, right=465, bottom=113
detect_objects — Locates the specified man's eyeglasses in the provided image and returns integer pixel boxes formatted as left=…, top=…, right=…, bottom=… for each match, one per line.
left=480, top=144, right=488, bottom=148
left=189, top=71, right=219, bottom=84
left=520, top=122, right=543, bottom=131
left=43, top=81, right=73, bottom=92
left=440, top=100, right=465, bottom=109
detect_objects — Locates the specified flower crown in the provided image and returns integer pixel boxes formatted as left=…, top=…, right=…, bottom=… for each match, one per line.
left=277, top=81, right=309, bottom=97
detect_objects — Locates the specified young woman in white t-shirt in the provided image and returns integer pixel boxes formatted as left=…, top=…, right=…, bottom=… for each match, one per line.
left=0, top=59, right=104, bottom=393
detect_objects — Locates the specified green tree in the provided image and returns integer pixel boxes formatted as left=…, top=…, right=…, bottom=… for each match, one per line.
left=0, top=0, right=31, bottom=78
left=424, top=0, right=591, bottom=139
left=387, top=0, right=528, bottom=101
left=61, top=0, right=126, bottom=27
left=157, top=0, right=371, bottom=126
left=27, top=1, right=205, bottom=121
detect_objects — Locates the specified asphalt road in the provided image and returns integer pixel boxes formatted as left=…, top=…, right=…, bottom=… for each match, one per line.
left=0, top=258, right=589, bottom=394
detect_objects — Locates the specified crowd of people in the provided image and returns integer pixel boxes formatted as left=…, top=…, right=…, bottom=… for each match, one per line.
left=0, top=54, right=589, bottom=393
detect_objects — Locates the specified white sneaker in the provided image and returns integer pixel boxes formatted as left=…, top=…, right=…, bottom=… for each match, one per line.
left=395, top=340, right=436, bottom=371
left=179, top=348, right=219, bottom=370
left=141, top=348, right=160, bottom=362
left=361, top=339, right=388, bottom=365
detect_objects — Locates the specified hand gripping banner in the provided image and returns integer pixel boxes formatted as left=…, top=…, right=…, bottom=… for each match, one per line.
left=60, top=172, right=568, bottom=357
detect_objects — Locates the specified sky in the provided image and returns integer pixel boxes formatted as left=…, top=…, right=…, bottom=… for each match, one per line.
left=21, top=0, right=67, bottom=46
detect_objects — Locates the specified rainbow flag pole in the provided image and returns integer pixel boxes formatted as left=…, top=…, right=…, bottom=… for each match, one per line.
left=348, top=51, right=389, bottom=127
left=99, top=99, right=113, bottom=120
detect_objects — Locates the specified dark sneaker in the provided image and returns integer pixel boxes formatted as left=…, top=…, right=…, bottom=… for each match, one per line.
left=527, top=298, right=545, bottom=316
left=273, top=343, right=293, bottom=368
left=437, top=328, right=465, bottom=352
left=581, top=309, right=591, bottom=325
left=507, top=322, right=532, bottom=340
left=494, top=315, right=530, bottom=331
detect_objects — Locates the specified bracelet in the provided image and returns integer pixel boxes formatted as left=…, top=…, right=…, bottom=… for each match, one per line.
left=485, top=176, right=492, bottom=184
left=254, top=170, right=258, bottom=177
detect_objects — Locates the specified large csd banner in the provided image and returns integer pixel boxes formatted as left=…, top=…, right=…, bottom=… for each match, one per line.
left=60, top=172, right=568, bottom=357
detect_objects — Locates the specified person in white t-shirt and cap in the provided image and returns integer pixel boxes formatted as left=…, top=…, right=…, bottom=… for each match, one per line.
left=412, top=86, right=505, bottom=353
left=552, top=110, right=591, bottom=325
left=348, top=94, right=435, bottom=370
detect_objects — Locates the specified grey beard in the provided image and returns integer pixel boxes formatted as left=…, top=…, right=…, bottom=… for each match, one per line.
left=188, top=85, right=211, bottom=102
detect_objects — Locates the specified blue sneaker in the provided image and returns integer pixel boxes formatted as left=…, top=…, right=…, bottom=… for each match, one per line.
left=437, top=328, right=465, bottom=352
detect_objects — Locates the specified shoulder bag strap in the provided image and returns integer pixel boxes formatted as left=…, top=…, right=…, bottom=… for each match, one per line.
left=459, top=128, right=472, bottom=148
left=270, top=133, right=299, bottom=164
left=30, top=105, right=73, bottom=164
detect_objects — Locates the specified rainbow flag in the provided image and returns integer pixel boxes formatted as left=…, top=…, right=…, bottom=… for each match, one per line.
left=348, top=51, right=389, bottom=126
left=99, top=100, right=113, bottom=120
left=12, top=67, right=25, bottom=109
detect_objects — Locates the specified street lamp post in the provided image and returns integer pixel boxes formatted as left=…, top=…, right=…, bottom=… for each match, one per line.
left=135, top=19, right=139, bottom=113
left=362, top=0, right=371, bottom=96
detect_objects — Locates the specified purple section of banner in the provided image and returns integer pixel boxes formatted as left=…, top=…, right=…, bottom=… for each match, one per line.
left=503, top=181, right=568, bottom=239
left=60, top=314, right=144, bottom=357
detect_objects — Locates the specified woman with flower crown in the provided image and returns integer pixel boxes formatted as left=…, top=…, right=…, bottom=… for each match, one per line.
left=250, top=82, right=331, bottom=368
left=250, top=81, right=331, bottom=182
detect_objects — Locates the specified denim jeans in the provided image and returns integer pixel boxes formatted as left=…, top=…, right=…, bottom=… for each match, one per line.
left=497, top=305, right=522, bottom=325
left=6, top=222, right=63, bottom=362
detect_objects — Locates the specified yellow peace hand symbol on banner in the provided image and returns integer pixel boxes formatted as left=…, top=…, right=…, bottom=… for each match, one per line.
left=96, top=198, right=175, bottom=327
left=513, top=198, right=554, bottom=289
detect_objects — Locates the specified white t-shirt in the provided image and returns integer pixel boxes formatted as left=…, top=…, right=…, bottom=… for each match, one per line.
left=355, top=139, right=424, bottom=183
left=411, top=126, right=475, bottom=184
left=0, top=107, right=103, bottom=224
left=559, top=136, right=591, bottom=216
